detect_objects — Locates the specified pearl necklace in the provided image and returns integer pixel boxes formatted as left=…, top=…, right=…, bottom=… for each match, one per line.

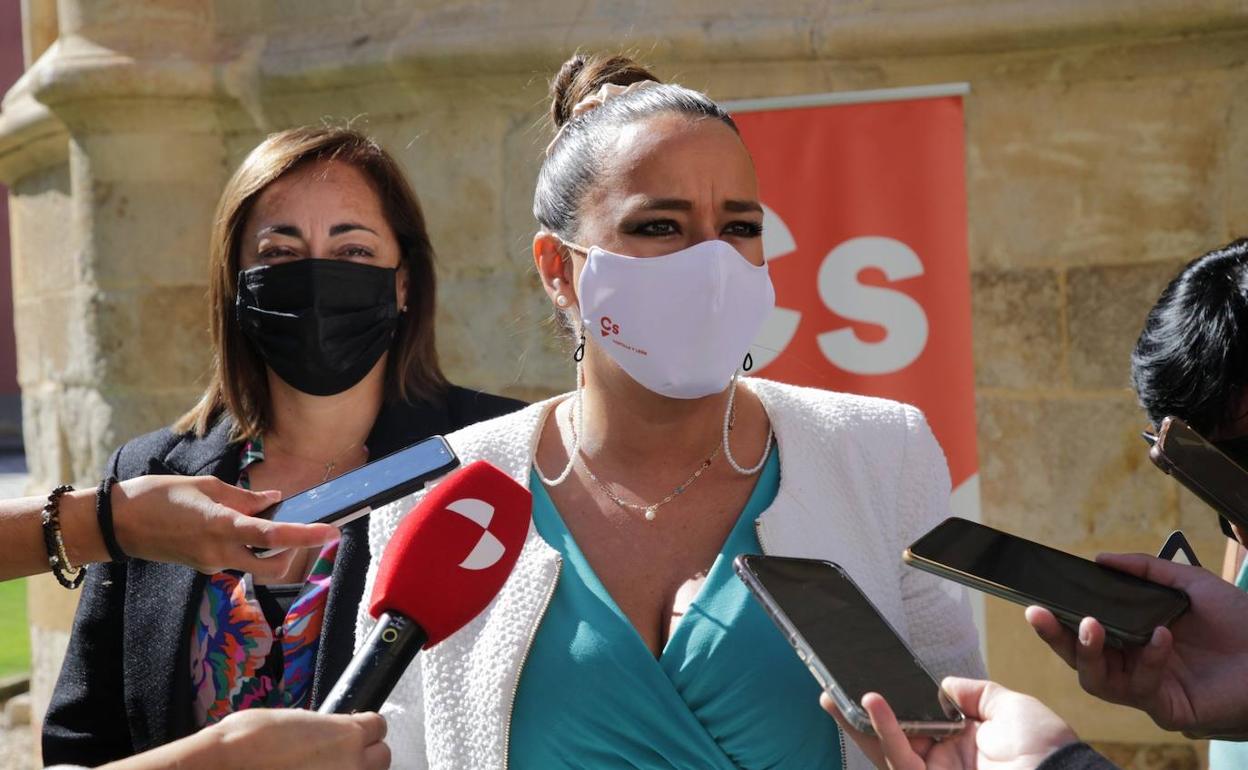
left=722, top=371, right=773, bottom=475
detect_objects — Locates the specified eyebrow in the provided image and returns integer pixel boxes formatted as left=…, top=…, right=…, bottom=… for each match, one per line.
left=256, top=222, right=379, bottom=239
left=257, top=224, right=303, bottom=239
left=631, top=197, right=764, bottom=215
left=723, top=199, right=764, bottom=214
left=329, top=222, right=378, bottom=236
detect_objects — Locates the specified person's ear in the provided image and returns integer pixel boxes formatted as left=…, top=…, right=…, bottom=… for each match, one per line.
left=533, top=231, right=577, bottom=311
left=395, top=260, right=410, bottom=313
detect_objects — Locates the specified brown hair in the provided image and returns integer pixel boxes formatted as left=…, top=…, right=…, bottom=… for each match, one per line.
left=535, top=53, right=738, bottom=240
left=175, top=126, right=447, bottom=439
left=549, top=54, right=660, bottom=128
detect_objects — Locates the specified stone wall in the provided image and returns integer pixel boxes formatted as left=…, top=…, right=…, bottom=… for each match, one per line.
left=3, top=2, right=1248, bottom=766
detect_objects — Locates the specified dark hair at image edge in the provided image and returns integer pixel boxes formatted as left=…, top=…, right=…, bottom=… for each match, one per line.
left=1131, top=238, right=1248, bottom=433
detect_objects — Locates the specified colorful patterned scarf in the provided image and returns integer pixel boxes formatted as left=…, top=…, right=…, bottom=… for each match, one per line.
left=190, top=437, right=341, bottom=725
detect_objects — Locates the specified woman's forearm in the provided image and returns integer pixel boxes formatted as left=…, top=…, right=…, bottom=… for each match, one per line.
left=96, top=729, right=216, bottom=770
left=0, top=474, right=340, bottom=583
left=0, top=488, right=107, bottom=582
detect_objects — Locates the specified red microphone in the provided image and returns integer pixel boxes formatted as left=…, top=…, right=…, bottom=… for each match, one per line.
left=319, top=460, right=531, bottom=714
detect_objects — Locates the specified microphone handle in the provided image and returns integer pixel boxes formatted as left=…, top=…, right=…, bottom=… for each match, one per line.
left=318, top=611, right=428, bottom=714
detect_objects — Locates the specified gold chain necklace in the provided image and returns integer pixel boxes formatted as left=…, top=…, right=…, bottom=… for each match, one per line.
left=320, top=444, right=362, bottom=482
left=569, top=408, right=730, bottom=522
left=268, top=437, right=364, bottom=482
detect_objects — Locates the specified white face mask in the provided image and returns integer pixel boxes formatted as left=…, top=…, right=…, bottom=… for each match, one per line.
left=569, top=239, right=775, bottom=399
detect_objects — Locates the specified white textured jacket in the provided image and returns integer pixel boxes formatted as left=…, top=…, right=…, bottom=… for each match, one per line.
left=356, top=378, right=985, bottom=770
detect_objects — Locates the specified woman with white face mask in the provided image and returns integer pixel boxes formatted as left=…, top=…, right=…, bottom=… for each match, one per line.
left=357, top=53, right=984, bottom=770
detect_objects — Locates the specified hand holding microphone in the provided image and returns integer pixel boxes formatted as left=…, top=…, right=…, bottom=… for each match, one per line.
left=320, top=460, right=532, bottom=714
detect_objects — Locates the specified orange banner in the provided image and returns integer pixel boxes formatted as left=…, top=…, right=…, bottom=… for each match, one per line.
left=737, top=94, right=978, bottom=512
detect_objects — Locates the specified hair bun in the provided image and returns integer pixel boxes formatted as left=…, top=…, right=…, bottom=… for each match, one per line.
left=550, top=53, right=661, bottom=128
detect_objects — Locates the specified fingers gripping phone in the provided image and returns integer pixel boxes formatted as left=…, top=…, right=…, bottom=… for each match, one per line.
left=904, top=518, right=1189, bottom=646
left=734, top=554, right=966, bottom=737
left=252, top=435, right=459, bottom=557
left=1148, top=416, right=1248, bottom=537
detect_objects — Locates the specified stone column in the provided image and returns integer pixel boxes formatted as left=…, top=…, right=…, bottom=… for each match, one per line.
left=0, top=1, right=234, bottom=749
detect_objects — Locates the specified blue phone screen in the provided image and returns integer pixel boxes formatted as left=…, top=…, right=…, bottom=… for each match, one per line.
left=258, top=436, right=456, bottom=526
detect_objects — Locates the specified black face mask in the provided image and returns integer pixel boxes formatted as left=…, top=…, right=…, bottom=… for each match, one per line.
left=1214, top=436, right=1248, bottom=472
left=237, top=259, right=399, bottom=397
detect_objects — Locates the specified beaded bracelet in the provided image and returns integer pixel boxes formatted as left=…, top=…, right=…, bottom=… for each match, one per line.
left=41, top=484, right=85, bottom=589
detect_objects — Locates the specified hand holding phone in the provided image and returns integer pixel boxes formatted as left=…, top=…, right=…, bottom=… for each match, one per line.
left=904, top=518, right=1189, bottom=646
left=252, top=435, right=459, bottom=557
left=821, top=677, right=1078, bottom=770
left=1026, top=552, right=1248, bottom=739
left=734, top=554, right=965, bottom=737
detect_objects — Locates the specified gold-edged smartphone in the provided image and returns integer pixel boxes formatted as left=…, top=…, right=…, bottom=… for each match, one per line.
left=903, top=518, right=1189, bottom=646
left=1149, top=416, right=1248, bottom=537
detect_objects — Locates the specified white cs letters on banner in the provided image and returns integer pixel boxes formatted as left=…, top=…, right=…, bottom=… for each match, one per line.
left=750, top=207, right=930, bottom=377
left=817, top=236, right=929, bottom=376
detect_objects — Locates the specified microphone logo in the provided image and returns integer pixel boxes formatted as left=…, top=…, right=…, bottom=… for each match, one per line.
left=445, top=498, right=507, bottom=571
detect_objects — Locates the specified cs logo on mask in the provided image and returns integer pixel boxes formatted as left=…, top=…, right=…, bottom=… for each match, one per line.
left=600, top=317, right=621, bottom=338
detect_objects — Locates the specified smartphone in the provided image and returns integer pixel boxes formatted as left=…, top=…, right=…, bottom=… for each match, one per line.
left=1149, top=416, right=1248, bottom=537
left=904, top=518, right=1189, bottom=646
left=1157, top=530, right=1201, bottom=567
left=734, top=554, right=966, bottom=736
left=252, top=435, right=459, bottom=557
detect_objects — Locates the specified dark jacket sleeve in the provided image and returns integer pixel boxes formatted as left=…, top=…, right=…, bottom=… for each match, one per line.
left=41, top=447, right=135, bottom=767
left=1037, top=743, right=1120, bottom=770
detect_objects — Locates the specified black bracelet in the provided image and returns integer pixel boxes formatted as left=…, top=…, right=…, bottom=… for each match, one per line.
left=41, top=485, right=85, bottom=589
left=96, top=475, right=127, bottom=562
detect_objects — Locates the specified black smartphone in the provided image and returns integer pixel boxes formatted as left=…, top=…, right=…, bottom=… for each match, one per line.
left=1149, top=416, right=1248, bottom=537
left=904, top=518, right=1189, bottom=646
left=252, top=435, right=459, bottom=557
left=734, top=554, right=966, bottom=737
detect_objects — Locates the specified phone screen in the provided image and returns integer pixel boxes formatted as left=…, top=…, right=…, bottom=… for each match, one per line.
left=258, top=436, right=457, bottom=527
left=739, top=555, right=961, bottom=726
left=907, top=518, right=1188, bottom=636
left=1155, top=417, right=1248, bottom=531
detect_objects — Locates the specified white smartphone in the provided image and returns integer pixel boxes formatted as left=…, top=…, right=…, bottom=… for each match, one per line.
left=734, top=554, right=966, bottom=737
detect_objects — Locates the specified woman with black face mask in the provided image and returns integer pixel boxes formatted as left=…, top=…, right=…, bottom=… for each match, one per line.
left=42, top=126, right=524, bottom=768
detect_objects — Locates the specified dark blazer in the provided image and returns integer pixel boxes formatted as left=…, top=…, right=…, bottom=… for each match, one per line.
left=42, top=386, right=524, bottom=767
